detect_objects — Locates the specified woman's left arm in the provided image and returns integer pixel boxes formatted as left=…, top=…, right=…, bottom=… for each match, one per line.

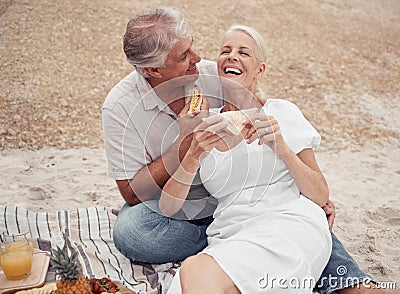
left=245, top=113, right=328, bottom=207
left=279, top=147, right=329, bottom=207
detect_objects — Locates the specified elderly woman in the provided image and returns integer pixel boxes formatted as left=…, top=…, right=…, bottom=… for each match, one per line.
left=161, top=25, right=332, bottom=293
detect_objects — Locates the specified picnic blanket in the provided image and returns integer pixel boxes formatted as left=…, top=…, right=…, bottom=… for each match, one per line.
left=0, top=205, right=179, bottom=294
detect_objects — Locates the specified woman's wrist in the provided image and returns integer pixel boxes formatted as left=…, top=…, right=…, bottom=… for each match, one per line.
left=276, top=143, right=293, bottom=160
left=177, top=147, right=201, bottom=175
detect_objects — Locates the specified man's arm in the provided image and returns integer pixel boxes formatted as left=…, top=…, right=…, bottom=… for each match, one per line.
left=322, top=200, right=335, bottom=231
left=116, top=133, right=193, bottom=205
left=115, top=99, right=211, bottom=205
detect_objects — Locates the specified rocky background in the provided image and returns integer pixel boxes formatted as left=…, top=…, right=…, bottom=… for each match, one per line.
left=1, top=0, right=399, bottom=151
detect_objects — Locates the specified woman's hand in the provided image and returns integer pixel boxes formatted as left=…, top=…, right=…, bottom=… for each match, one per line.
left=244, top=109, right=329, bottom=207
left=188, top=115, right=228, bottom=160
left=244, top=112, right=289, bottom=157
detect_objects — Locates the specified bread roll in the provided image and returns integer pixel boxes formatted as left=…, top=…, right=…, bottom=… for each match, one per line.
left=187, top=87, right=203, bottom=117
left=219, top=107, right=259, bottom=136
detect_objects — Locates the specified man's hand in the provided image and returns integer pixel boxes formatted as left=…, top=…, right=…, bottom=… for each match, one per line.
left=322, top=200, right=335, bottom=231
left=178, top=96, right=210, bottom=137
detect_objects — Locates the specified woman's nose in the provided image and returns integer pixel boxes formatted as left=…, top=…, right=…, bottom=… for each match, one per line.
left=227, top=51, right=238, bottom=61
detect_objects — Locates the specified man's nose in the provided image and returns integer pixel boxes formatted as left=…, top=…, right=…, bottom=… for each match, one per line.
left=190, top=48, right=201, bottom=63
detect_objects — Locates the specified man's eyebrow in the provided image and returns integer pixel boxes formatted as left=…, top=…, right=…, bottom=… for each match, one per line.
left=179, top=38, right=193, bottom=58
left=180, top=48, right=190, bottom=57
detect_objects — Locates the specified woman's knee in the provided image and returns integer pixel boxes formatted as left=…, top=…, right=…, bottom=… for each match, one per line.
left=180, top=254, right=241, bottom=294
left=180, top=255, right=202, bottom=288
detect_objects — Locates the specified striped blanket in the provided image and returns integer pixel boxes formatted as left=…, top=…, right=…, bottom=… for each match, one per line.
left=0, top=206, right=179, bottom=294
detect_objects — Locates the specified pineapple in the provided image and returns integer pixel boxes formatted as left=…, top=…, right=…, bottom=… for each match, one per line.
left=50, top=243, right=91, bottom=294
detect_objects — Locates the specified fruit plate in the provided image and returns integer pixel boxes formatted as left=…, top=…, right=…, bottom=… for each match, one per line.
left=87, top=278, right=136, bottom=294
left=95, top=282, right=134, bottom=294
left=0, top=252, right=50, bottom=294
left=42, top=281, right=136, bottom=294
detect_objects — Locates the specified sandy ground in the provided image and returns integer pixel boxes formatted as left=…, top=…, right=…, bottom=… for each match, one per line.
left=1, top=0, right=399, bottom=288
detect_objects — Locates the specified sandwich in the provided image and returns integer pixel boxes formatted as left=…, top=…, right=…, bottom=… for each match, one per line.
left=219, top=107, right=259, bottom=136
left=187, top=86, right=203, bottom=117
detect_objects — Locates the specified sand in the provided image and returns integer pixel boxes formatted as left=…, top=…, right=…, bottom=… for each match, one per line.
left=0, top=0, right=399, bottom=288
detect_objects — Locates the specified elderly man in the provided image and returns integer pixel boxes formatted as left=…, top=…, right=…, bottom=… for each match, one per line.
left=102, top=5, right=382, bottom=294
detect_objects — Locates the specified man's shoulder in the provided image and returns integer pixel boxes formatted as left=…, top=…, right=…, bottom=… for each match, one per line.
left=103, top=71, right=141, bottom=110
left=198, top=59, right=217, bottom=75
left=196, top=60, right=222, bottom=107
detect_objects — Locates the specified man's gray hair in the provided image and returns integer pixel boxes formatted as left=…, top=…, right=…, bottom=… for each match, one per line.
left=123, top=6, right=191, bottom=77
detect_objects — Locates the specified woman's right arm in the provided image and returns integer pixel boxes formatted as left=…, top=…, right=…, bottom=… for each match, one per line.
left=158, top=149, right=202, bottom=217
left=159, top=115, right=228, bottom=217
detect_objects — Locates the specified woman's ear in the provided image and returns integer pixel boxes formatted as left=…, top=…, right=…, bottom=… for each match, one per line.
left=143, top=67, right=162, bottom=78
left=255, top=63, right=266, bottom=79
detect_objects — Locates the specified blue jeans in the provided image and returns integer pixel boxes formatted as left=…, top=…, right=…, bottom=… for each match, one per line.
left=113, top=201, right=211, bottom=263
left=315, top=233, right=373, bottom=293
left=113, top=201, right=372, bottom=292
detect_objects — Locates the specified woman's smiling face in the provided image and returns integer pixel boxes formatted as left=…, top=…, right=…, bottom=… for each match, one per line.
left=217, top=30, right=265, bottom=93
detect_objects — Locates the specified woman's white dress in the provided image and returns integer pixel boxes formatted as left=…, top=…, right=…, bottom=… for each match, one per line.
left=167, top=99, right=332, bottom=293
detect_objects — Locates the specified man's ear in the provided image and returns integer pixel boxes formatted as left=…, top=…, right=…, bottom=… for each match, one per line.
left=143, top=67, right=162, bottom=78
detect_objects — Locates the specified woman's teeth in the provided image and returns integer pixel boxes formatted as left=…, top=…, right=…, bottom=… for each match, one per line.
left=224, top=67, right=242, bottom=75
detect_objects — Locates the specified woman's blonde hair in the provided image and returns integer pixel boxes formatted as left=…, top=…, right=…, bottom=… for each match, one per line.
left=223, top=24, right=268, bottom=63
